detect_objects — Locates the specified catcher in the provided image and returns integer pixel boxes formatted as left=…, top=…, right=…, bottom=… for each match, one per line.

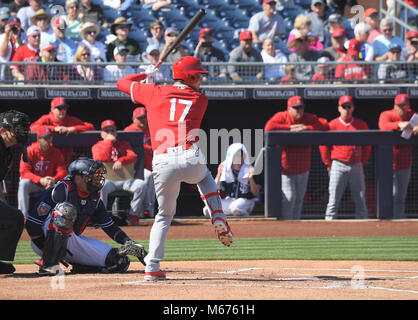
left=0, top=110, right=30, bottom=274
left=25, top=157, right=147, bottom=275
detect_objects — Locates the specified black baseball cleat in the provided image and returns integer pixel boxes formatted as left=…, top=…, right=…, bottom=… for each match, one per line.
left=0, top=261, right=16, bottom=274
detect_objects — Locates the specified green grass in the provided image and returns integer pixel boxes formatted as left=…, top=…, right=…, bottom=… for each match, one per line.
left=13, top=236, right=418, bottom=264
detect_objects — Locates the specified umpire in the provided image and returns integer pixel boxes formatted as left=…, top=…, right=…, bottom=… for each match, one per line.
left=0, top=110, right=30, bottom=274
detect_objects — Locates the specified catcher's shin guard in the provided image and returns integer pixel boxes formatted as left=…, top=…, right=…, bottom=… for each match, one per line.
left=105, top=248, right=130, bottom=273
left=41, top=202, right=77, bottom=267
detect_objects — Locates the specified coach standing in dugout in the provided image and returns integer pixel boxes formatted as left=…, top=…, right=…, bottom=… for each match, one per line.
left=0, top=110, right=30, bottom=274
left=319, top=95, right=371, bottom=220
left=264, top=95, right=329, bottom=220
left=378, top=94, right=418, bottom=219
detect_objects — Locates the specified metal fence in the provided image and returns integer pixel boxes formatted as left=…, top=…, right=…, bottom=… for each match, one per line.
left=1, top=60, right=417, bottom=85
left=264, top=130, right=418, bottom=220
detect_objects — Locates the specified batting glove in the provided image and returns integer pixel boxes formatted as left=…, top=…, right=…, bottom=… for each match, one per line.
left=145, top=64, right=157, bottom=84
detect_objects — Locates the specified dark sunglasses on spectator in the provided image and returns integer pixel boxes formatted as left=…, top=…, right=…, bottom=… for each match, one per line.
left=341, top=104, right=352, bottom=109
left=382, top=28, right=393, bottom=32
left=55, top=106, right=67, bottom=111
left=82, top=52, right=90, bottom=57
left=411, top=41, right=418, bottom=46
left=103, top=128, right=116, bottom=133
left=86, top=30, right=97, bottom=35
left=292, top=105, right=304, bottom=110
left=167, top=33, right=178, bottom=37
left=118, top=51, right=128, bottom=56
left=297, top=38, right=309, bottom=42
left=31, top=34, right=40, bottom=38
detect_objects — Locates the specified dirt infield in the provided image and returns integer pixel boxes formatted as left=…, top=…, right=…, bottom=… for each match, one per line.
left=2, top=219, right=418, bottom=300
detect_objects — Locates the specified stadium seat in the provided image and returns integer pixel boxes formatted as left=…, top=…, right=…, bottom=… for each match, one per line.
left=219, top=8, right=250, bottom=29
left=102, top=7, right=119, bottom=22
left=201, top=0, right=230, bottom=10
left=126, top=8, right=156, bottom=29
left=230, top=0, right=259, bottom=10
left=295, top=0, right=312, bottom=9
left=280, top=5, right=305, bottom=21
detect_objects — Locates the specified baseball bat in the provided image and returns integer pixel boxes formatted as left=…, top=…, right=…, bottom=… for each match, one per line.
left=155, top=8, right=206, bottom=69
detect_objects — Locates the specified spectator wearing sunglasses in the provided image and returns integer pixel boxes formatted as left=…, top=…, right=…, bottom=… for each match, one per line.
left=373, top=18, right=405, bottom=62
left=159, top=27, right=190, bottom=65
left=264, top=95, right=329, bottom=219
left=319, top=95, right=370, bottom=220
left=0, top=16, right=24, bottom=82
left=377, top=43, right=410, bottom=84
left=10, top=25, right=41, bottom=82
left=72, top=44, right=102, bottom=82
left=288, top=30, right=321, bottom=81
left=80, top=21, right=106, bottom=62
left=30, top=97, right=95, bottom=167
left=26, top=42, right=71, bottom=84
left=31, top=9, right=54, bottom=47
left=104, top=46, right=135, bottom=83
left=404, top=30, right=418, bottom=83
left=50, top=16, right=77, bottom=63
left=106, top=17, right=140, bottom=62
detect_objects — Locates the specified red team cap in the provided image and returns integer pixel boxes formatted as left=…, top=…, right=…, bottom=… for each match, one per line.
left=133, top=107, right=146, bottom=118
left=338, top=95, right=354, bottom=107
left=199, top=28, right=213, bottom=38
left=51, top=97, right=69, bottom=110
left=406, top=30, right=418, bottom=39
left=347, top=39, right=361, bottom=56
left=364, top=8, right=378, bottom=18
left=36, top=126, right=53, bottom=140
left=394, top=94, right=410, bottom=106
left=52, top=16, right=66, bottom=30
left=331, top=28, right=346, bottom=38
left=172, top=56, right=208, bottom=84
left=101, top=119, right=116, bottom=129
left=239, top=30, right=253, bottom=41
left=287, top=95, right=304, bottom=108
left=263, top=0, right=276, bottom=4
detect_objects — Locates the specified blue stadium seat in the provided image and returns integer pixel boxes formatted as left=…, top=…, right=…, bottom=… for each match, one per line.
left=295, top=0, right=312, bottom=9
left=230, top=0, right=259, bottom=10
left=219, top=8, right=250, bottom=29
left=126, top=8, right=156, bottom=29
left=280, top=5, right=305, bottom=21
left=102, top=7, right=119, bottom=22
left=201, top=0, right=230, bottom=10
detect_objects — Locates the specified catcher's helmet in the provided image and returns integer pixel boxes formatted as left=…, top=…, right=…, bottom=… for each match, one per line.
left=66, top=158, right=106, bottom=193
left=0, top=110, right=30, bottom=145
left=172, top=56, right=208, bottom=84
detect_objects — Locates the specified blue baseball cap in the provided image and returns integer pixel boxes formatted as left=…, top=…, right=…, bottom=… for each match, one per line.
left=7, top=16, right=21, bottom=26
left=388, top=42, right=402, bottom=51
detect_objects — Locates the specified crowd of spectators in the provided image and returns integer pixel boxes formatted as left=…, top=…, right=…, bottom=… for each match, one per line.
left=0, top=0, right=416, bottom=84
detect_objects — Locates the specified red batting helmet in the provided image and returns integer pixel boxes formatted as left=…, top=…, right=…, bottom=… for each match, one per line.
left=172, top=56, right=208, bottom=84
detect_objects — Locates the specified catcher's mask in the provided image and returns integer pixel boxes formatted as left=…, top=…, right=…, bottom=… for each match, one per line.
left=0, top=110, right=31, bottom=162
left=66, top=158, right=107, bottom=193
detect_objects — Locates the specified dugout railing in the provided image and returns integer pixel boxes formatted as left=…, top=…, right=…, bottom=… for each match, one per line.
left=264, top=130, right=418, bottom=220
left=4, top=131, right=144, bottom=210
left=1, top=60, right=417, bottom=85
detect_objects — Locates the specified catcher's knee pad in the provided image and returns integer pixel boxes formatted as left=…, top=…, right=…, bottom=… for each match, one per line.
left=42, top=202, right=77, bottom=267
left=105, top=248, right=130, bottom=273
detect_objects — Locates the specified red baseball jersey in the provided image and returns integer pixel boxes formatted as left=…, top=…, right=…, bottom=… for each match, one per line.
left=319, top=117, right=371, bottom=168
left=30, top=112, right=95, bottom=166
left=264, top=111, right=328, bottom=175
left=124, top=123, right=153, bottom=171
left=19, top=142, right=67, bottom=184
left=311, top=72, right=332, bottom=84
left=92, top=139, right=137, bottom=165
left=378, top=108, right=415, bottom=170
left=10, top=44, right=39, bottom=72
left=127, top=82, right=208, bottom=153
left=334, top=56, right=367, bottom=81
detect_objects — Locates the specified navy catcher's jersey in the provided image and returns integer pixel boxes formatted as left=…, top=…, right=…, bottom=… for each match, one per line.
left=26, top=180, right=128, bottom=243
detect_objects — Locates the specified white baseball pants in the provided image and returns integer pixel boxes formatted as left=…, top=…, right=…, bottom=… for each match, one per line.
left=281, top=171, right=309, bottom=220
left=393, top=167, right=411, bottom=219
left=325, top=160, right=368, bottom=220
left=31, top=213, right=112, bottom=267
left=144, top=146, right=227, bottom=273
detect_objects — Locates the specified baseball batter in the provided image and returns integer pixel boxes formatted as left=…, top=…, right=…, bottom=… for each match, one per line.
left=117, top=56, right=233, bottom=281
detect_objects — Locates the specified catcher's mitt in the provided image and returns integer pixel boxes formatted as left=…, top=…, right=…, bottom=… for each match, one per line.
left=118, top=240, right=147, bottom=266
